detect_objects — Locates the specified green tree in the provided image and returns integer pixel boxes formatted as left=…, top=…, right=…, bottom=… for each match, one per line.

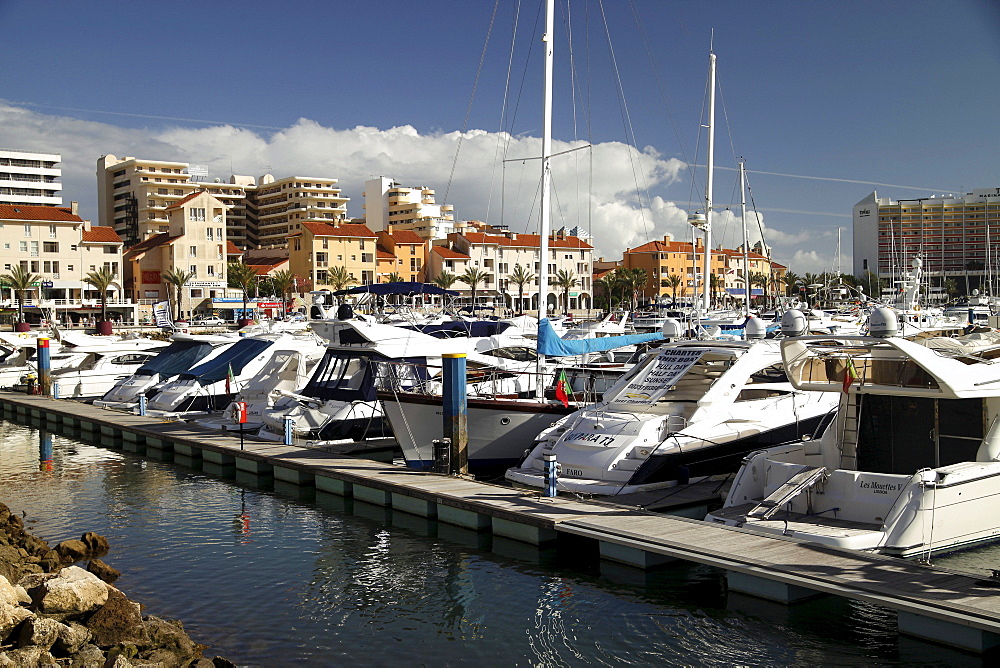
left=83, top=266, right=120, bottom=324
left=508, top=264, right=536, bottom=314
left=0, top=264, right=40, bottom=328
left=227, top=261, right=259, bottom=323
left=783, top=271, right=802, bottom=297
left=162, top=267, right=196, bottom=322
left=663, top=274, right=683, bottom=306
left=328, top=266, right=356, bottom=292
left=459, top=266, right=490, bottom=313
left=385, top=272, right=404, bottom=283
left=269, top=269, right=296, bottom=317
left=552, top=269, right=578, bottom=314
left=433, top=271, right=457, bottom=290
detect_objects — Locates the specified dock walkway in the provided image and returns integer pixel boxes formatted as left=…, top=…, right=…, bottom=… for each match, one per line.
left=3, top=391, right=999, bottom=654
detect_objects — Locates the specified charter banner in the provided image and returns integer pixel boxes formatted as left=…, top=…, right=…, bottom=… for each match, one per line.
left=153, top=301, right=173, bottom=328
left=612, top=348, right=705, bottom=406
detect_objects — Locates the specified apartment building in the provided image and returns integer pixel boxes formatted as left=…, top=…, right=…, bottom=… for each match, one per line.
left=376, top=229, right=426, bottom=282
left=97, top=155, right=255, bottom=249
left=124, top=191, right=236, bottom=316
left=255, top=175, right=349, bottom=249
left=428, top=227, right=594, bottom=310
left=0, top=203, right=130, bottom=322
left=363, top=176, right=456, bottom=239
left=0, top=149, right=62, bottom=206
left=854, top=189, right=1000, bottom=289
left=288, top=222, right=378, bottom=290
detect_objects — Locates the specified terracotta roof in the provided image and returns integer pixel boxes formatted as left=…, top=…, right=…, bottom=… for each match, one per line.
left=462, top=232, right=592, bottom=250
left=431, top=246, right=471, bottom=260
left=719, top=248, right=770, bottom=261
left=298, top=222, right=377, bottom=238
left=770, top=261, right=787, bottom=269
left=248, top=264, right=282, bottom=276
left=124, top=233, right=182, bottom=255
left=81, top=226, right=122, bottom=243
left=226, top=241, right=242, bottom=255
left=0, top=204, right=84, bottom=223
left=387, top=230, right=424, bottom=244
left=165, top=192, right=203, bottom=209
left=626, top=239, right=706, bottom=254
left=377, top=249, right=396, bottom=260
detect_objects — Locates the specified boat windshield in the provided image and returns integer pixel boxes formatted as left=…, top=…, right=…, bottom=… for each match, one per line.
left=135, top=340, right=223, bottom=379
left=179, top=338, right=272, bottom=386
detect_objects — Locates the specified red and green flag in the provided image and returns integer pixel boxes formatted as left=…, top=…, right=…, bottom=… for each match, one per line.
left=226, top=363, right=235, bottom=395
left=555, top=369, right=574, bottom=407
left=842, top=357, right=858, bottom=393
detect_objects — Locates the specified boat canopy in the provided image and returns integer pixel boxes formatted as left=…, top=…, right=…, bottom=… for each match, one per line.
left=536, top=317, right=662, bottom=357
left=302, top=349, right=432, bottom=402
left=134, top=340, right=221, bottom=380
left=179, top=338, right=273, bottom=386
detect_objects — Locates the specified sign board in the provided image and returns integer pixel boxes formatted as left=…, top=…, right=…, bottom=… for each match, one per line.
left=232, top=401, right=248, bottom=424
left=141, top=270, right=161, bottom=284
left=611, top=348, right=705, bottom=406
left=41, top=281, right=53, bottom=288
left=188, top=281, right=225, bottom=288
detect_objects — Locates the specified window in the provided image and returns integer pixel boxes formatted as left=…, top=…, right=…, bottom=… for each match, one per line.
left=43, top=242, right=58, bottom=253
left=49, top=225, right=56, bottom=239
left=18, top=241, right=27, bottom=253
left=207, top=228, right=214, bottom=240
left=23, top=224, right=31, bottom=237
left=217, top=228, right=223, bottom=240
left=322, top=238, right=329, bottom=249
left=30, top=241, right=38, bottom=257
left=104, top=245, right=117, bottom=254
left=207, top=265, right=215, bottom=276
left=144, top=290, right=160, bottom=299
left=189, top=265, right=197, bottom=277
left=189, top=246, right=197, bottom=258
left=189, top=208, right=206, bottom=222
left=158, top=188, right=167, bottom=195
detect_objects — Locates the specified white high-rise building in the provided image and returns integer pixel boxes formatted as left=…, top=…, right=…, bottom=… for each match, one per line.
left=363, top=176, right=455, bottom=238
left=0, top=149, right=62, bottom=206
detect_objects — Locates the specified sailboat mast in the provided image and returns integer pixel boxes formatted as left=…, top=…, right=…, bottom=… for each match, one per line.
left=703, top=51, right=716, bottom=313
left=535, top=0, right=554, bottom=396
left=740, top=160, right=750, bottom=315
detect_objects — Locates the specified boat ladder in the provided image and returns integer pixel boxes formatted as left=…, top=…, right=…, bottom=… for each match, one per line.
left=746, top=466, right=827, bottom=521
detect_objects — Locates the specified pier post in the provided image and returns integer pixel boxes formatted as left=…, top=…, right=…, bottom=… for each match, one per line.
left=543, top=452, right=558, bottom=497
left=442, top=353, right=468, bottom=475
left=283, top=416, right=295, bottom=446
left=138, top=395, right=147, bottom=416
left=37, top=337, right=51, bottom=395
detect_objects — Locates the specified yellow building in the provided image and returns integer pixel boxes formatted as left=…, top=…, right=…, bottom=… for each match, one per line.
left=288, top=222, right=378, bottom=290
left=376, top=229, right=427, bottom=282
left=255, top=175, right=350, bottom=249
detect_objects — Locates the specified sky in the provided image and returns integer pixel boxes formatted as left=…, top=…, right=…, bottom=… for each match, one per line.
left=2, top=0, right=999, bottom=275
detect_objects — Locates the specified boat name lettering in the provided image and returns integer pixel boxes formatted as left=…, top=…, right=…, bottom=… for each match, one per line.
left=565, top=468, right=584, bottom=477
left=859, top=480, right=903, bottom=494
left=565, top=431, right=617, bottom=446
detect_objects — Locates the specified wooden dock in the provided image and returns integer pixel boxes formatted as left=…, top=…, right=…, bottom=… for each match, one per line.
left=3, top=391, right=999, bottom=654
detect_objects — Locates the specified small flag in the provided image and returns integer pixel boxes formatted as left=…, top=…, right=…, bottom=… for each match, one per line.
left=226, top=363, right=235, bottom=395
left=554, top=369, right=574, bottom=407
left=842, top=357, right=858, bottom=393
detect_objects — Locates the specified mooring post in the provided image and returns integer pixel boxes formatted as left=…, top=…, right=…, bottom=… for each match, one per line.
left=138, top=395, right=147, bottom=416
left=442, top=353, right=468, bottom=475
left=283, top=416, right=295, bottom=446
left=543, top=452, right=558, bottom=497
left=37, top=337, right=51, bottom=396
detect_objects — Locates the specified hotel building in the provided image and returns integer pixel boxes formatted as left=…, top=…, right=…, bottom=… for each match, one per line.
left=363, top=176, right=457, bottom=239
left=0, top=149, right=62, bottom=207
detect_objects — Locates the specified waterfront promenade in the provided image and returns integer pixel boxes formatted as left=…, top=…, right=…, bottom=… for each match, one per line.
left=2, top=390, right=998, bottom=655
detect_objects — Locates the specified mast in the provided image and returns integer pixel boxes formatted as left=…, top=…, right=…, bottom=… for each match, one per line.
left=702, top=50, right=716, bottom=314
left=535, top=0, right=554, bottom=398
left=740, top=160, right=750, bottom=315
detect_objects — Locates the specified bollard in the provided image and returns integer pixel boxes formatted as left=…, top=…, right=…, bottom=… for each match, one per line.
left=52, top=381, right=60, bottom=400
left=433, top=438, right=451, bottom=474
left=37, top=338, right=51, bottom=396
left=283, top=416, right=295, bottom=446
left=138, top=395, right=147, bottom=416
left=543, top=452, right=558, bottom=497
left=442, top=353, right=468, bottom=474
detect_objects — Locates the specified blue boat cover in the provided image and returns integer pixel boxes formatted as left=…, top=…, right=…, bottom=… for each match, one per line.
left=536, top=318, right=663, bottom=357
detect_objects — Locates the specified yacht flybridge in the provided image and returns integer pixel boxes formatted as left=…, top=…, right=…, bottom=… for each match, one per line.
left=505, top=338, right=839, bottom=495
left=707, top=314, right=1000, bottom=557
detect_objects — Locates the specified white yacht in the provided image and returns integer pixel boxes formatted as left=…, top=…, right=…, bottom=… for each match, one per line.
left=706, top=311, right=1000, bottom=557
left=94, top=334, right=238, bottom=409
left=49, top=341, right=170, bottom=399
left=505, top=337, right=839, bottom=495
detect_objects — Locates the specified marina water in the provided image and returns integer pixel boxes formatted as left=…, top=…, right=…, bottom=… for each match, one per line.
left=2, top=419, right=992, bottom=666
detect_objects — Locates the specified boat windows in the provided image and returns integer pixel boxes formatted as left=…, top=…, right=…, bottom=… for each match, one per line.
left=481, top=346, right=537, bottom=362
left=788, top=353, right=939, bottom=391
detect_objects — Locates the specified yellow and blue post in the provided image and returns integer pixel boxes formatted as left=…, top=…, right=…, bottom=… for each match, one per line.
left=37, top=337, right=51, bottom=396
left=442, top=353, right=468, bottom=475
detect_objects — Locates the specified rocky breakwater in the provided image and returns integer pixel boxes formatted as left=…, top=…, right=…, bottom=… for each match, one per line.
left=0, top=502, right=230, bottom=667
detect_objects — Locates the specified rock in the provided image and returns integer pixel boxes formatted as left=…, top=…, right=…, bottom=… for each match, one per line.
left=87, top=559, right=120, bottom=584
left=39, top=550, right=61, bottom=573
left=213, top=657, right=237, bottom=667
left=0, top=574, right=30, bottom=606
left=0, top=601, right=33, bottom=643
left=16, top=615, right=61, bottom=650
left=54, top=539, right=89, bottom=564
left=84, top=587, right=144, bottom=647
left=53, top=620, right=92, bottom=654
left=22, top=533, right=50, bottom=557
left=190, top=658, right=217, bottom=668
left=136, top=616, right=200, bottom=664
left=80, top=532, right=109, bottom=558
left=0, top=645, right=57, bottom=667
left=67, top=643, right=105, bottom=668
left=37, top=566, right=108, bottom=615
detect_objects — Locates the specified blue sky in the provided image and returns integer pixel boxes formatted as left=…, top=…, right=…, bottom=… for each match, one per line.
left=2, top=0, right=999, bottom=273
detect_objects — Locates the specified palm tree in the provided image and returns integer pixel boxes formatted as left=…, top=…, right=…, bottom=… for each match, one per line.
left=552, top=269, right=578, bottom=314
left=385, top=272, right=404, bottom=283
left=227, top=261, right=259, bottom=323
left=434, top=271, right=457, bottom=289
left=162, top=267, right=195, bottom=322
left=459, top=266, right=490, bottom=313
left=664, top=274, right=682, bottom=306
left=619, top=267, right=647, bottom=310
left=269, top=269, right=296, bottom=317
left=0, top=264, right=40, bottom=330
left=749, top=272, right=768, bottom=306
left=328, top=266, right=356, bottom=293
left=508, top=264, right=536, bottom=314
left=783, top=271, right=802, bottom=297
left=83, top=266, right=120, bottom=324
left=709, top=274, right=724, bottom=308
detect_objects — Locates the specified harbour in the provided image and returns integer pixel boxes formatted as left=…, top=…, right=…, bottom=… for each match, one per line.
left=4, top=390, right=999, bottom=660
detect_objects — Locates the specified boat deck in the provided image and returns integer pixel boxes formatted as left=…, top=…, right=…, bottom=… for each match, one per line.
left=4, top=391, right=1000, bottom=652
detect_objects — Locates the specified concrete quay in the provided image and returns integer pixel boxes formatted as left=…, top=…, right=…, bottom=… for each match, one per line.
left=2, top=391, right=999, bottom=655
